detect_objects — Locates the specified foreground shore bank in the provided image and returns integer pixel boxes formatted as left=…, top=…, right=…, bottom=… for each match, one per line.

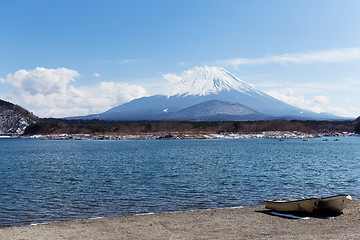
left=1, top=201, right=360, bottom=240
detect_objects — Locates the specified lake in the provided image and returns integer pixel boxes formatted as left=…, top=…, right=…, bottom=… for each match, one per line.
left=1, top=137, right=360, bottom=227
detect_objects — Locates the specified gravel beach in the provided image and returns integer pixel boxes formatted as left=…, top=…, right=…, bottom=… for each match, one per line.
left=1, top=201, right=360, bottom=240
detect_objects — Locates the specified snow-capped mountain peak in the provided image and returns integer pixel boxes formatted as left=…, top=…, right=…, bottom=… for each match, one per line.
left=164, top=66, right=260, bottom=97
left=71, top=66, right=345, bottom=121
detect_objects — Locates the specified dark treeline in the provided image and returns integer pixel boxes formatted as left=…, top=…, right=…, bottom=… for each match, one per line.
left=23, top=118, right=359, bottom=135
left=355, top=117, right=360, bottom=134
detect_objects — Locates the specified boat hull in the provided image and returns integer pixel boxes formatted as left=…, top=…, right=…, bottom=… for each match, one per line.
left=264, top=195, right=352, bottom=215
left=318, top=195, right=352, bottom=214
left=264, top=198, right=319, bottom=214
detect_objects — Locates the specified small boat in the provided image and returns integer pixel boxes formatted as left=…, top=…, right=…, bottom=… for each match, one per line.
left=264, top=195, right=352, bottom=215
left=318, top=195, right=352, bottom=214
left=264, top=197, right=319, bottom=214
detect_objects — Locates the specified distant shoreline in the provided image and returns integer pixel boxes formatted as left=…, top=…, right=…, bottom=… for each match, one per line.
left=17, top=130, right=355, bottom=140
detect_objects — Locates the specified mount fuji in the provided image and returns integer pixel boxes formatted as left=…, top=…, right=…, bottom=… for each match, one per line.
left=72, top=66, right=343, bottom=121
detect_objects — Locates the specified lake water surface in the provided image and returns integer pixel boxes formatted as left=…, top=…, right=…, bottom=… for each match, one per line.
left=1, top=137, right=360, bottom=227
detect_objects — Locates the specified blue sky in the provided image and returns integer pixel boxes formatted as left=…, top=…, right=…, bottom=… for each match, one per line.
left=1, top=0, right=360, bottom=118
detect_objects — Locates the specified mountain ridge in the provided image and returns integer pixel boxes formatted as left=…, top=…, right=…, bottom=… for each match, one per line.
left=163, top=100, right=269, bottom=121
left=70, top=66, right=347, bottom=121
left=0, top=99, right=39, bottom=135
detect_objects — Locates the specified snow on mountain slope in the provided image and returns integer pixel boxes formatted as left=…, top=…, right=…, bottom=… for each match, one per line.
left=164, top=66, right=264, bottom=97
left=70, top=66, right=345, bottom=121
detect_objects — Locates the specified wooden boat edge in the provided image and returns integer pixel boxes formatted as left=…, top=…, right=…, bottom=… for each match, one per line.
left=264, top=195, right=353, bottom=215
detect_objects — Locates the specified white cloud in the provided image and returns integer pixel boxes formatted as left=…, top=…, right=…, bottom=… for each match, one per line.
left=219, top=48, right=360, bottom=67
left=343, top=78, right=360, bottom=87
left=1, top=67, right=79, bottom=95
left=254, top=79, right=358, bottom=101
left=93, top=73, right=101, bottom=77
left=326, top=106, right=355, bottom=118
left=266, top=88, right=330, bottom=113
left=163, top=73, right=182, bottom=85
left=98, top=82, right=147, bottom=104
left=1, top=67, right=148, bottom=118
left=256, top=79, right=360, bottom=117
